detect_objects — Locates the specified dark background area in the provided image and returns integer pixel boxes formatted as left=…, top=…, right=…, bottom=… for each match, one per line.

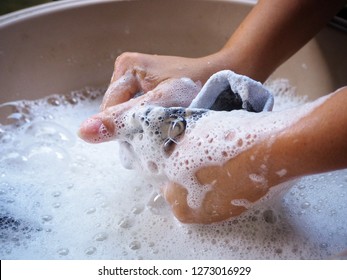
left=0, top=0, right=60, bottom=15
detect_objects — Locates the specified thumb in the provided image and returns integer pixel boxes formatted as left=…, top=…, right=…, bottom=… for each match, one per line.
left=77, top=114, right=110, bottom=144
left=78, top=78, right=201, bottom=143
left=78, top=101, right=132, bottom=143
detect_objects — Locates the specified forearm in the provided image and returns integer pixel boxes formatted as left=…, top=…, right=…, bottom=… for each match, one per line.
left=215, top=0, right=345, bottom=82
left=269, top=87, right=347, bottom=185
left=163, top=88, right=347, bottom=224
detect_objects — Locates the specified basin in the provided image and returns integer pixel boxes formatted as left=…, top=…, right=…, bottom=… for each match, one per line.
left=1, top=0, right=347, bottom=102
left=0, top=0, right=346, bottom=260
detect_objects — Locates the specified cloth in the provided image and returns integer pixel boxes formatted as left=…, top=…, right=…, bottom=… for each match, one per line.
left=117, top=70, right=274, bottom=170
left=189, top=70, right=273, bottom=112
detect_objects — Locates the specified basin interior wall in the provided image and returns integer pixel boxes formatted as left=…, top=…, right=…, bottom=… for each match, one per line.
left=0, top=0, right=346, bottom=107
left=0, top=0, right=347, bottom=260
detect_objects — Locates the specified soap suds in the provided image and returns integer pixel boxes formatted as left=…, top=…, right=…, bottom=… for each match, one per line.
left=103, top=76, right=328, bottom=209
left=0, top=81, right=346, bottom=259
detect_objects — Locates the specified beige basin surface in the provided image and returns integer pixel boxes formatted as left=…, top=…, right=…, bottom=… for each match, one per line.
left=0, top=0, right=346, bottom=103
left=0, top=0, right=347, bottom=260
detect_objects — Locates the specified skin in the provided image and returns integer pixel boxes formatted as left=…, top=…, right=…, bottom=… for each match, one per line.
left=95, top=0, right=345, bottom=113
left=78, top=0, right=347, bottom=223
left=164, top=87, right=347, bottom=223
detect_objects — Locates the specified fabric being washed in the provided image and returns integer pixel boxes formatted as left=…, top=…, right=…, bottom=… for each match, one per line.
left=189, top=70, right=274, bottom=112
left=117, top=70, right=274, bottom=171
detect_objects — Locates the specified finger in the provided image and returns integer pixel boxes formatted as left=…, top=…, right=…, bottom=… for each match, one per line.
left=78, top=101, right=132, bottom=143
left=100, top=70, right=140, bottom=110
left=78, top=78, right=201, bottom=144
left=102, top=73, right=201, bottom=111
left=143, top=78, right=201, bottom=107
left=77, top=115, right=106, bottom=143
left=162, top=182, right=196, bottom=223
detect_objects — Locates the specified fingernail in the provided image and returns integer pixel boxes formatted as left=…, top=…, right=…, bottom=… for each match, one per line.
left=78, top=117, right=103, bottom=143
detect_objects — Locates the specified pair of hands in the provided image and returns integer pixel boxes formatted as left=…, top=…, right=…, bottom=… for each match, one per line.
left=78, top=52, right=277, bottom=224
left=78, top=0, right=347, bottom=223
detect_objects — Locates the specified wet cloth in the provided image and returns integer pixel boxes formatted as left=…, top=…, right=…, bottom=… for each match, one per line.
left=117, top=70, right=274, bottom=170
left=189, top=70, right=273, bottom=112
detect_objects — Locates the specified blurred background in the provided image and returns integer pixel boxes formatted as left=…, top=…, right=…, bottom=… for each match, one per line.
left=1, top=0, right=346, bottom=31
left=0, top=0, right=61, bottom=15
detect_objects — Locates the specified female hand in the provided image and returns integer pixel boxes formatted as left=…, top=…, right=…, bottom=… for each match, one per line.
left=164, top=87, right=347, bottom=224
left=79, top=0, right=345, bottom=143
left=78, top=52, right=228, bottom=143
left=79, top=53, right=230, bottom=143
left=100, top=52, right=226, bottom=110
left=160, top=109, right=282, bottom=224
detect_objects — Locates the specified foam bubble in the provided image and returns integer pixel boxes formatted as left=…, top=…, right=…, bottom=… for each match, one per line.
left=0, top=83, right=346, bottom=260
left=24, top=120, right=75, bottom=147
left=112, top=92, right=326, bottom=209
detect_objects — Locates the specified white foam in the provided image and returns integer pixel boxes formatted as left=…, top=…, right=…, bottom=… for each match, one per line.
left=276, top=169, right=288, bottom=177
left=0, top=81, right=346, bottom=260
left=111, top=83, right=327, bottom=209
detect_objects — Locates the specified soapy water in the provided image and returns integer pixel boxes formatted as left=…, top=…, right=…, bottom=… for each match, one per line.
left=0, top=82, right=346, bottom=259
left=107, top=75, right=315, bottom=211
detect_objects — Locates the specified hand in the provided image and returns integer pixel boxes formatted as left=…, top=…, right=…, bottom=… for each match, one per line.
left=78, top=77, right=201, bottom=143
left=160, top=109, right=278, bottom=224
left=163, top=140, right=276, bottom=224
left=78, top=52, right=225, bottom=143
left=164, top=87, right=347, bottom=223
left=100, top=52, right=222, bottom=110
left=83, top=99, right=280, bottom=224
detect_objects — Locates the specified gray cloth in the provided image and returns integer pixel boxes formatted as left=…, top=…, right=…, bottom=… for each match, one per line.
left=189, top=70, right=274, bottom=112
left=117, top=71, right=274, bottom=170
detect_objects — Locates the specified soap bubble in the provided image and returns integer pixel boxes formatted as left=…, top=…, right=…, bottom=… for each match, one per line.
left=24, top=121, right=75, bottom=147
left=23, top=143, right=70, bottom=171
left=0, top=84, right=346, bottom=260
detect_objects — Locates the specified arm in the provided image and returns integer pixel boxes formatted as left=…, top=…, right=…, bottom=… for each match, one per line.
left=78, top=0, right=344, bottom=142
left=101, top=0, right=345, bottom=108
left=220, top=0, right=346, bottom=82
left=268, top=86, right=347, bottom=181
left=164, top=87, right=347, bottom=223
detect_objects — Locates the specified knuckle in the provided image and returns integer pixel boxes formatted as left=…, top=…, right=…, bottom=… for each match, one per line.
left=113, top=52, right=146, bottom=80
left=114, top=52, right=140, bottom=67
